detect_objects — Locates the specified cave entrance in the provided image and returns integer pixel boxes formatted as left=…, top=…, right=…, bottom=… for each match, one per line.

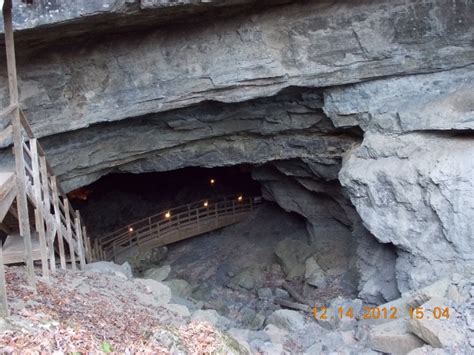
left=68, top=165, right=261, bottom=238
left=67, top=163, right=399, bottom=329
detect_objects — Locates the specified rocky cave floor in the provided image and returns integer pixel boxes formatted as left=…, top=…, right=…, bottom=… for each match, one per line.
left=149, top=204, right=355, bottom=326
left=106, top=204, right=473, bottom=354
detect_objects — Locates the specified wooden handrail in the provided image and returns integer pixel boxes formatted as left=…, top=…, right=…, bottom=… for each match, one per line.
left=2, top=105, right=101, bottom=270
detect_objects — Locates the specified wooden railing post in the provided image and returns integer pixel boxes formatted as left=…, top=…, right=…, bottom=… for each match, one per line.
left=74, top=211, right=86, bottom=269
left=0, top=243, right=8, bottom=317
left=94, top=239, right=100, bottom=261
left=51, top=177, right=66, bottom=269
left=83, top=227, right=91, bottom=263
left=30, top=139, right=49, bottom=279
left=196, top=207, right=200, bottom=231
left=40, top=156, right=56, bottom=272
left=64, top=198, right=77, bottom=270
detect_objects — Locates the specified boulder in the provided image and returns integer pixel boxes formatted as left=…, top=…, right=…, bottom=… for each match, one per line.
left=263, top=324, right=289, bottom=344
left=84, top=261, right=133, bottom=279
left=191, top=310, right=232, bottom=329
left=267, top=309, right=306, bottom=331
left=257, top=288, right=273, bottom=300
left=407, top=345, right=451, bottom=355
left=274, top=239, right=312, bottom=279
left=274, top=288, right=289, bottom=300
left=368, top=319, right=425, bottom=355
left=191, top=309, right=220, bottom=325
left=143, top=265, right=171, bottom=282
left=304, top=256, right=327, bottom=288
left=163, top=303, right=190, bottom=318
left=317, top=297, right=362, bottom=330
left=134, top=279, right=172, bottom=306
left=227, top=267, right=263, bottom=291
left=408, top=298, right=465, bottom=348
left=239, top=307, right=265, bottom=330
left=115, top=246, right=168, bottom=273
left=163, top=279, right=192, bottom=298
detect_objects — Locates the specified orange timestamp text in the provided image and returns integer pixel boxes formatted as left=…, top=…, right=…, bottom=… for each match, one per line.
left=312, top=306, right=450, bottom=320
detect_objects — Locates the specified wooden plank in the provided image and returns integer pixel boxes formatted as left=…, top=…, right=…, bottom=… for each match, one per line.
left=51, top=177, right=66, bottom=270
left=74, top=211, right=86, bottom=269
left=64, top=199, right=76, bottom=270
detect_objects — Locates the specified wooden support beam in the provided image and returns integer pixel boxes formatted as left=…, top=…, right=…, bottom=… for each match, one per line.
left=0, top=242, right=8, bottom=317
left=64, top=199, right=76, bottom=270
left=51, top=177, right=66, bottom=270
left=4, top=3, right=35, bottom=287
left=74, top=211, right=86, bottom=269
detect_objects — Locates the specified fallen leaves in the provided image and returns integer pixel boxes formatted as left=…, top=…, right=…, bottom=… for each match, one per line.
left=0, top=267, right=225, bottom=353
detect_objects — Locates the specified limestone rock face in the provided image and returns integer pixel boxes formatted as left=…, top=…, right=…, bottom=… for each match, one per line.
left=1, top=0, right=472, bottom=141
left=339, top=132, right=474, bottom=290
left=324, top=67, right=474, bottom=133
left=324, top=67, right=474, bottom=290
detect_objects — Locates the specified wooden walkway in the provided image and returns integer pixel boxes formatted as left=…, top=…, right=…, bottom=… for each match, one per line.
left=101, top=195, right=262, bottom=261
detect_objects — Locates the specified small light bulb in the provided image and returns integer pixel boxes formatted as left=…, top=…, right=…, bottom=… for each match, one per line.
left=238, top=195, right=243, bottom=202
left=129, top=227, right=133, bottom=232
left=204, top=201, right=209, bottom=207
left=210, top=178, right=215, bottom=185
left=165, top=211, right=171, bottom=219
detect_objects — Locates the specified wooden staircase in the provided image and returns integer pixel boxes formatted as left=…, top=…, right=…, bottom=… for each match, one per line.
left=0, top=0, right=104, bottom=316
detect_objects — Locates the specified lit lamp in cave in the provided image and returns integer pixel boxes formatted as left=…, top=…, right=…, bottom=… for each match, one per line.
left=237, top=195, right=243, bottom=202
left=210, top=178, right=215, bottom=186
left=203, top=201, right=209, bottom=207
left=165, top=211, right=171, bottom=219
left=128, top=227, right=134, bottom=233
